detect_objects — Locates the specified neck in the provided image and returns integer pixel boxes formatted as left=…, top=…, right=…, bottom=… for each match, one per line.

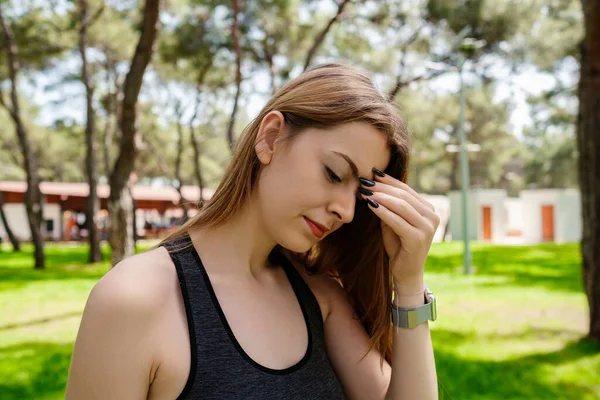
left=188, top=197, right=277, bottom=278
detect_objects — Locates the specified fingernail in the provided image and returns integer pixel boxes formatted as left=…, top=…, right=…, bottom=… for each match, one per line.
left=366, top=198, right=379, bottom=208
left=358, top=187, right=373, bottom=196
left=359, top=177, right=375, bottom=187
left=373, top=167, right=385, bottom=177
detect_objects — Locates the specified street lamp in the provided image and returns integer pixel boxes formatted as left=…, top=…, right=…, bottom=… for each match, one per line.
left=424, top=27, right=485, bottom=275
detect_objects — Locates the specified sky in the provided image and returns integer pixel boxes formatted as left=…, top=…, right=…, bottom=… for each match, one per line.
left=14, top=0, right=579, bottom=141
left=26, top=55, right=568, bottom=140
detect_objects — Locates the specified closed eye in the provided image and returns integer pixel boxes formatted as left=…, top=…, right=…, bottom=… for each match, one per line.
left=326, top=166, right=362, bottom=203
left=325, top=166, right=342, bottom=183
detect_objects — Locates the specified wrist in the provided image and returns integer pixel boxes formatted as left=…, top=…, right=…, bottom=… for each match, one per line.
left=392, top=275, right=425, bottom=295
left=392, top=276, right=426, bottom=308
left=392, top=292, right=425, bottom=307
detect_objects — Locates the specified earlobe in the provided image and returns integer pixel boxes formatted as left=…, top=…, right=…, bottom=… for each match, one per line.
left=255, top=111, right=285, bottom=165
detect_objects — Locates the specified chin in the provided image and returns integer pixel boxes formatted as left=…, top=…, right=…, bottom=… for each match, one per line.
left=277, top=238, right=313, bottom=253
left=275, top=229, right=315, bottom=254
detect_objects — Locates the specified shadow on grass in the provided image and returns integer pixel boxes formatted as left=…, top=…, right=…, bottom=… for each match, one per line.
left=0, top=242, right=156, bottom=290
left=0, top=311, right=82, bottom=332
left=0, top=341, right=72, bottom=400
left=433, top=329, right=600, bottom=400
left=426, top=243, right=584, bottom=294
left=0, top=243, right=112, bottom=269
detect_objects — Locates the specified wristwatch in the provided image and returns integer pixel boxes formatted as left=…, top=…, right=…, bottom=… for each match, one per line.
left=391, top=287, right=437, bottom=329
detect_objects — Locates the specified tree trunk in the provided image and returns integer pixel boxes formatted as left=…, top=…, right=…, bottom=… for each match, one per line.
left=173, top=100, right=189, bottom=221
left=108, top=186, right=135, bottom=265
left=79, top=0, right=102, bottom=263
left=108, top=0, right=161, bottom=265
left=131, top=186, right=138, bottom=252
left=103, top=111, right=113, bottom=178
left=190, top=123, right=205, bottom=209
left=102, top=58, right=122, bottom=178
left=577, top=0, right=600, bottom=341
left=190, top=92, right=205, bottom=208
left=0, top=190, right=21, bottom=251
left=227, top=0, right=242, bottom=152
left=102, top=59, right=118, bottom=178
left=0, top=9, right=45, bottom=268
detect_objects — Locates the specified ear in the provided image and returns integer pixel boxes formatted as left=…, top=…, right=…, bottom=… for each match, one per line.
left=255, top=111, right=286, bottom=165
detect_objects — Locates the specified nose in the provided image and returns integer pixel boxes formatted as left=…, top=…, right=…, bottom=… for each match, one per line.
left=327, top=187, right=356, bottom=224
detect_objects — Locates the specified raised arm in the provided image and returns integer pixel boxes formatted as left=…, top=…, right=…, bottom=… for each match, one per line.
left=323, top=169, right=439, bottom=399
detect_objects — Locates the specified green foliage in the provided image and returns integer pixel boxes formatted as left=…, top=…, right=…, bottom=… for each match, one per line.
left=0, top=0, right=583, bottom=194
left=511, top=0, right=582, bottom=70
left=0, top=5, right=72, bottom=78
left=521, top=71, right=578, bottom=189
left=399, top=84, right=523, bottom=194
left=158, top=6, right=229, bottom=85
left=426, top=0, right=524, bottom=51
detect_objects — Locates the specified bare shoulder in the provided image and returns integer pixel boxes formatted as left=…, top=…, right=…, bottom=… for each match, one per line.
left=65, top=246, right=180, bottom=399
left=93, top=246, right=176, bottom=312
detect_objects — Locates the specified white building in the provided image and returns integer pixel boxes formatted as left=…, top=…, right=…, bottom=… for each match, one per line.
left=421, top=194, right=450, bottom=243
left=0, top=181, right=213, bottom=242
left=520, top=189, right=581, bottom=244
left=449, top=189, right=507, bottom=242
left=0, top=203, right=62, bottom=241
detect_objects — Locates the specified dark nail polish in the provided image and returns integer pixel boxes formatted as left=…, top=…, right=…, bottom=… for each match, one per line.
left=373, top=167, right=386, bottom=177
left=366, top=198, right=379, bottom=208
left=359, top=177, right=375, bottom=187
left=358, top=187, right=373, bottom=196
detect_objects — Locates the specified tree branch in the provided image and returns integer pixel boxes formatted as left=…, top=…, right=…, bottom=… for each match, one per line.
left=0, top=90, right=16, bottom=119
left=109, top=0, right=161, bottom=199
left=303, top=0, right=352, bottom=71
left=388, top=69, right=448, bottom=101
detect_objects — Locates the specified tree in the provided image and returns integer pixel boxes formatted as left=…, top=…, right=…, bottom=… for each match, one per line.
left=0, top=7, right=45, bottom=268
left=0, top=190, right=20, bottom=251
left=398, top=84, right=521, bottom=195
left=576, top=0, right=600, bottom=340
left=522, top=87, right=578, bottom=189
left=108, top=0, right=161, bottom=265
left=78, top=0, right=102, bottom=263
left=302, top=0, right=352, bottom=71
left=227, top=0, right=242, bottom=151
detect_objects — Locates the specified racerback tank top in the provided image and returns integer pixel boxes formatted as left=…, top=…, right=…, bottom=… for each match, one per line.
left=161, top=233, right=345, bottom=399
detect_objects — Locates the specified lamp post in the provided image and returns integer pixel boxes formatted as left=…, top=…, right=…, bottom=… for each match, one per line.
left=424, top=29, right=484, bottom=275
left=457, top=54, right=472, bottom=274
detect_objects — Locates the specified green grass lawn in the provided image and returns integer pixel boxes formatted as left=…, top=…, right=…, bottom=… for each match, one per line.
left=0, top=241, right=599, bottom=399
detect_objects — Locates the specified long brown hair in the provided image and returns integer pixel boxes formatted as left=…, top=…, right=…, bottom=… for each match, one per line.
left=160, top=63, right=410, bottom=364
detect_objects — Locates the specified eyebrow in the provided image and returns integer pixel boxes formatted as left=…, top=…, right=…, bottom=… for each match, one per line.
left=331, top=151, right=365, bottom=181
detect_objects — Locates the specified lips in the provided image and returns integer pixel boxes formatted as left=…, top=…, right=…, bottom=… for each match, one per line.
left=304, top=217, right=330, bottom=239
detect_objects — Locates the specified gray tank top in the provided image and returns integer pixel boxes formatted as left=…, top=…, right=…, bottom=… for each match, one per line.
left=162, top=233, right=345, bottom=399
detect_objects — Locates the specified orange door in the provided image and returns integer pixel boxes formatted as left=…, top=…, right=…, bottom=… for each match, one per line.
left=541, top=205, right=555, bottom=241
left=482, top=206, right=492, bottom=240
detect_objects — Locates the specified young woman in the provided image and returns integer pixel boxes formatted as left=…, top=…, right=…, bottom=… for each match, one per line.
left=65, top=63, right=439, bottom=399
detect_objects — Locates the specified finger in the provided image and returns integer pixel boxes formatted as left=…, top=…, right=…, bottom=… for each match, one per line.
left=365, top=192, right=428, bottom=230
left=363, top=195, right=418, bottom=240
left=372, top=171, right=435, bottom=212
left=367, top=180, right=437, bottom=220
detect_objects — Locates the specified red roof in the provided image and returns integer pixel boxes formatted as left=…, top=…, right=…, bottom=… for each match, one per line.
left=0, top=181, right=214, bottom=203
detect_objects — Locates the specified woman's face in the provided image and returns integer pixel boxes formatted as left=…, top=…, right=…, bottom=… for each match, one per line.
left=254, top=112, right=391, bottom=253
